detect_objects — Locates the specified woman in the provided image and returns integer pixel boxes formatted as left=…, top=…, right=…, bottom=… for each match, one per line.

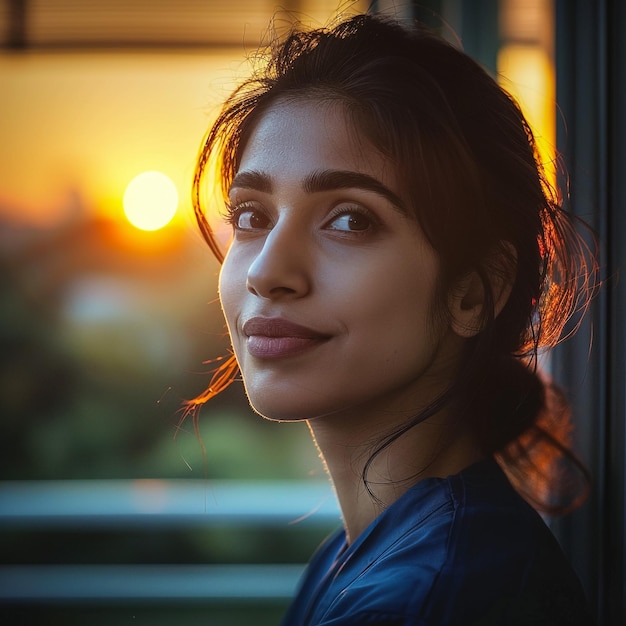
left=188, top=13, right=597, bottom=625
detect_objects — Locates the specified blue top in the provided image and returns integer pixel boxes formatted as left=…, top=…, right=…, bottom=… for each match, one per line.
left=281, top=459, right=594, bottom=625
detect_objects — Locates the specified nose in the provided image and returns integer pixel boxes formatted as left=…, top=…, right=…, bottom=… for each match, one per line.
left=246, top=221, right=311, bottom=300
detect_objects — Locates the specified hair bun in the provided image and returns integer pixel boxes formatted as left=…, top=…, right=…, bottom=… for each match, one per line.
left=479, top=356, right=545, bottom=453
left=484, top=357, right=589, bottom=514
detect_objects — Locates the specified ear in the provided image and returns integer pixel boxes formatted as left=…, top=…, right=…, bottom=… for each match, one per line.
left=447, top=242, right=517, bottom=339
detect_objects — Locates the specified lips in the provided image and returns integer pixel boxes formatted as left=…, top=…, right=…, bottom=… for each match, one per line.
left=242, top=317, right=330, bottom=359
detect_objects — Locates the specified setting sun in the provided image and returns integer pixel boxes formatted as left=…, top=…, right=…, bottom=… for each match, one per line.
left=123, top=171, right=179, bottom=231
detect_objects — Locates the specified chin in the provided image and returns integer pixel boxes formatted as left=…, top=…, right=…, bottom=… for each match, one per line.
left=250, top=404, right=309, bottom=423
left=245, top=392, right=309, bottom=422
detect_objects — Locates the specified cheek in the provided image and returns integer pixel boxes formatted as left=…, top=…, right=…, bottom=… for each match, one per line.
left=372, top=256, right=441, bottom=319
left=218, top=251, right=244, bottom=327
left=383, top=263, right=448, bottom=358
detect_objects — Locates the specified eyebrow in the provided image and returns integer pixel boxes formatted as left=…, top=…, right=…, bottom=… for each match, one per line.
left=230, top=169, right=408, bottom=214
left=230, top=170, right=273, bottom=194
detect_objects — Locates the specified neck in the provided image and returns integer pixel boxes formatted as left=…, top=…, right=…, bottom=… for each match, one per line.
left=307, top=410, right=483, bottom=544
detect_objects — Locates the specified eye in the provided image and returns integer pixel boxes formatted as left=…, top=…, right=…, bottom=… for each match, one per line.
left=325, top=206, right=376, bottom=233
left=225, top=202, right=271, bottom=231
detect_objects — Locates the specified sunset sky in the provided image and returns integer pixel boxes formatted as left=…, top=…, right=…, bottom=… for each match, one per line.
left=0, top=0, right=553, bottom=233
left=0, top=50, right=244, bottom=228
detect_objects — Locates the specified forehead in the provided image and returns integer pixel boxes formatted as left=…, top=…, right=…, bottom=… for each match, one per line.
left=236, top=99, right=398, bottom=189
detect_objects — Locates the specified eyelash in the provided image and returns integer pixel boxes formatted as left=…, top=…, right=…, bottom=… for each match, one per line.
left=223, top=200, right=381, bottom=235
left=223, top=201, right=267, bottom=227
left=324, top=204, right=380, bottom=234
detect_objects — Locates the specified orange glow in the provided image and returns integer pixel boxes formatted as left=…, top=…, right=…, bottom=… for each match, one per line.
left=0, top=51, right=242, bottom=228
left=123, top=171, right=178, bottom=231
left=497, top=44, right=556, bottom=185
left=0, top=2, right=370, bottom=229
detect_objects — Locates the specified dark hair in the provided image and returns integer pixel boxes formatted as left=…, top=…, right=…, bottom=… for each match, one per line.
left=188, top=13, right=597, bottom=514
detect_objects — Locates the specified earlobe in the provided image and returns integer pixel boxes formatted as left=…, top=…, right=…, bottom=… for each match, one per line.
left=448, top=242, right=517, bottom=339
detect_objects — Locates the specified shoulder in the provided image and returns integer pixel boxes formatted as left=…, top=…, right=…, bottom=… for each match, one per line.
left=287, top=459, right=594, bottom=625
left=426, top=460, right=594, bottom=624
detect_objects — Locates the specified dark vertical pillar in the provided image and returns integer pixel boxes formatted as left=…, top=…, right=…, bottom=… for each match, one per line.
left=458, top=0, right=499, bottom=72
left=553, top=0, right=626, bottom=623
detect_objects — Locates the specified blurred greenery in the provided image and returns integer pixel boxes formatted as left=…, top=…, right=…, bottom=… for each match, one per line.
left=0, top=194, right=327, bottom=626
left=0, top=218, right=323, bottom=482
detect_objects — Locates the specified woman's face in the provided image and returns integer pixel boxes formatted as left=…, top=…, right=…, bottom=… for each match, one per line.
left=219, top=99, right=463, bottom=423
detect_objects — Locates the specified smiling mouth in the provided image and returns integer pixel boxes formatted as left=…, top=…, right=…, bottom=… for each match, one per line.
left=243, top=317, right=331, bottom=359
